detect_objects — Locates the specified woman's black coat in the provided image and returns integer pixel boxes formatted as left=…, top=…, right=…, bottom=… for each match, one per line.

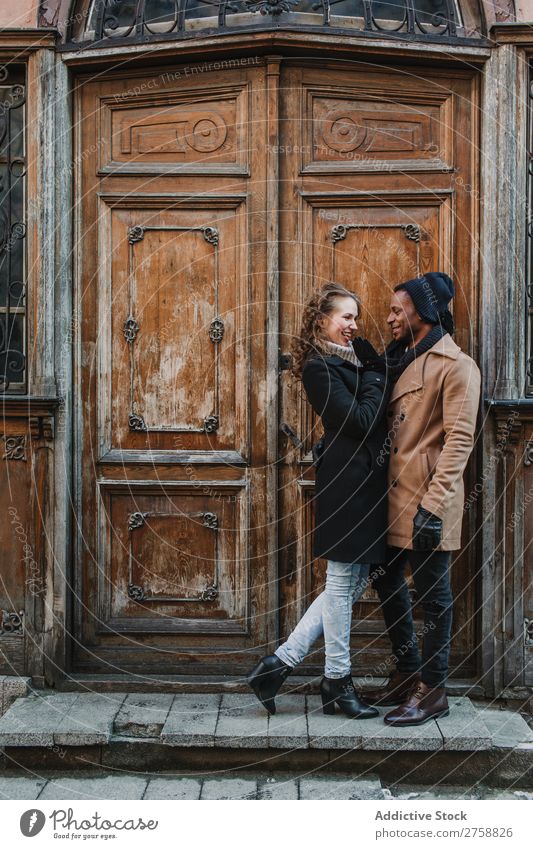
left=302, top=355, right=390, bottom=564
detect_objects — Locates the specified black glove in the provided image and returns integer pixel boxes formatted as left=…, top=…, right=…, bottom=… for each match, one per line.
left=412, top=505, right=443, bottom=551
left=352, top=337, right=387, bottom=374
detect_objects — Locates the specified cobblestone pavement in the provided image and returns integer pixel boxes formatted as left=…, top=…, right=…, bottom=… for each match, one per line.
left=0, top=771, right=531, bottom=800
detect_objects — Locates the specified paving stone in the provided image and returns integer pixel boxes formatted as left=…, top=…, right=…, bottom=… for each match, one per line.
left=144, top=777, right=202, bottom=800
left=3, top=676, right=31, bottom=698
left=0, top=776, right=47, bottom=799
left=1, top=678, right=31, bottom=717
left=54, top=693, right=128, bottom=746
left=475, top=708, right=533, bottom=749
left=160, top=694, right=220, bottom=747
left=306, top=695, right=362, bottom=750
left=0, top=693, right=80, bottom=746
left=300, top=776, right=386, bottom=800
left=268, top=695, right=308, bottom=749
left=114, top=694, right=174, bottom=738
left=357, top=710, right=442, bottom=751
left=437, top=697, right=492, bottom=751
left=39, top=776, right=147, bottom=800
left=201, top=778, right=257, bottom=800
left=215, top=694, right=269, bottom=749
left=480, top=788, right=533, bottom=800
left=258, top=777, right=299, bottom=799
left=391, top=784, right=484, bottom=800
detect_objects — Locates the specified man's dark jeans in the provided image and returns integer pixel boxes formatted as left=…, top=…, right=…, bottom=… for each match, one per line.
left=372, top=546, right=453, bottom=688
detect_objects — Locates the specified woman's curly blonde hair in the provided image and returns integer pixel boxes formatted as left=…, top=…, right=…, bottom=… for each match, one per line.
left=291, top=282, right=360, bottom=380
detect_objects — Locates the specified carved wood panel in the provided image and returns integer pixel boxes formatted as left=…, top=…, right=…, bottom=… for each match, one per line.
left=0, top=404, right=55, bottom=675
left=99, top=197, right=247, bottom=454
left=97, top=485, right=248, bottom=635
left=304, top=88, right=452, bottom=173
left=98, top=84, right=249, bottom=175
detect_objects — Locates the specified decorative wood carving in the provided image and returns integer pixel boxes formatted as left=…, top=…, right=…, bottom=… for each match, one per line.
left=2, top=435, right=26, bottom=461
left=98, top=87, right=249, bottom=176
left=0, top=609, right=24, bottom=636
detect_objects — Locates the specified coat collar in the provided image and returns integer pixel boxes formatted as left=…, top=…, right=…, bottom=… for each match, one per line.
left=389, top=334, right=461, bottom=403
left=321, top=355, right=362, bottom=371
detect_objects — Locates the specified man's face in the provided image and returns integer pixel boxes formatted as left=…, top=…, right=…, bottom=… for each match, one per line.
left=387, top=289, right=425, bottom=344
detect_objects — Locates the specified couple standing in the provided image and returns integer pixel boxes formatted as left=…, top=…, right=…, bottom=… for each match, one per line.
left=247, top=273, right=481, bottom=727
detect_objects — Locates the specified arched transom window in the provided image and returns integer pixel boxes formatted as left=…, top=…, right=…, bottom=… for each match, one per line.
left=70, top=0, right=484, bottom=46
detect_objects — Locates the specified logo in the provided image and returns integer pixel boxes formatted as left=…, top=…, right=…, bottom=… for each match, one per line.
left=20, top=810, right=46, bottom=837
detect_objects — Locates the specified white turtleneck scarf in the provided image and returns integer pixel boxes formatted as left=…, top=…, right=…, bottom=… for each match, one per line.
left=320, top=340, right=363, bottom=368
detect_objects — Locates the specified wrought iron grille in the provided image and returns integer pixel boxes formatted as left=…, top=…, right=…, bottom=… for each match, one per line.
left=527, top=63, right=533, bottom=395
left=74, top=0, right=470, bottom=45
left=0, top=64, right=26, bottom=393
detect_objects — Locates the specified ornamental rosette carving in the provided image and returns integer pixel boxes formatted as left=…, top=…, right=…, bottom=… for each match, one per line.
left=2, top=435, right=26, bottom=461
left=245, top=0, right=298, bottom=15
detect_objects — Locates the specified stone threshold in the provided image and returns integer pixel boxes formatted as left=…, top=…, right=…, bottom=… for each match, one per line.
left=55, top=674, right=486, bottom=698
left=0, top=691, right=531, bottom=787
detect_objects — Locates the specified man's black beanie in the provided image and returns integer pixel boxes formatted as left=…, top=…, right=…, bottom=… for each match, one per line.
left=394, top=272, right=454, bottom=326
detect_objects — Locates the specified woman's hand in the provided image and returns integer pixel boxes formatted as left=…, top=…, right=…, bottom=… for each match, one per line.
left=352, top=337, right=387, bottom=374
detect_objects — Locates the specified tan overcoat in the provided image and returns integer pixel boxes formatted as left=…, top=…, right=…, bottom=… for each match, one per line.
left=386, top=334, right=481, bottom=551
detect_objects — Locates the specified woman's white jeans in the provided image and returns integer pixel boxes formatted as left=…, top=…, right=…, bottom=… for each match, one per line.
left=275, top=560, right=370, bottom=679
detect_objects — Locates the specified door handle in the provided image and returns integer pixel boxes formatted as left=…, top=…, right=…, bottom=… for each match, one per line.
left=280, top=422, right=304, bottom=449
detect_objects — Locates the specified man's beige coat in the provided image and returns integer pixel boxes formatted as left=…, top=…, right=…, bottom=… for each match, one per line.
left=386, top=334, right=481, bottom=551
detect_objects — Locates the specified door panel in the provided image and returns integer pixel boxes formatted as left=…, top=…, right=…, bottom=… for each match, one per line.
left=278, top=62, right=479, bottom=678
left=98, top=484, right=248, bottom=634
left=74, top=64, right=271, bottom=674
left=102, top=198, right=247, bottom=452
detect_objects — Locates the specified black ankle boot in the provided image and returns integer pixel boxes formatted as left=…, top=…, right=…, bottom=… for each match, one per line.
left=320, top=674, right=379, bottom=719
left=246, top=655, right=292, bottom=715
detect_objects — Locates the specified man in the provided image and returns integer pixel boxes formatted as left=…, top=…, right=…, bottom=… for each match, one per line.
left=354, top=272, right=480, bottom=726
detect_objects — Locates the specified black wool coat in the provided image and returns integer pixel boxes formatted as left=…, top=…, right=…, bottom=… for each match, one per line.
left=302, top=355, right=390, bottom=564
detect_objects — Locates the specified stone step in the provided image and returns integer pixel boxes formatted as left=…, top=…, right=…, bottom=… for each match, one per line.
left=0, top=771, right=531, bottom=801
left=0, top=691, right=531, bottom=787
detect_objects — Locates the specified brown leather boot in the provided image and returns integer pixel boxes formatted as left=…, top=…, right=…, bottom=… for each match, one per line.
left=363, top=670, right=422, bottom=706
left=383, top=681, right=449, bottom=726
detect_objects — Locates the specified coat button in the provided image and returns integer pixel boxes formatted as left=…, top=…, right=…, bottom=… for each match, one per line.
left=400, top=413, right=405, bottom=421
left=393, top=447, right=398, bottom=454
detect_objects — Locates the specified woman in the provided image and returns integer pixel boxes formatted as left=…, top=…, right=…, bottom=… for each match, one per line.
left=246, top=283, right=390, bottom=718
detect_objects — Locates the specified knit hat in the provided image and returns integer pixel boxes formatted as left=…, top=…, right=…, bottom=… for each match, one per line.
left=395, top=272, right=454, bottom=331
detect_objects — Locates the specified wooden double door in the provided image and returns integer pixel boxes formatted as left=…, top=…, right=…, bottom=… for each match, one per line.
left=73, top=56, right=479, bottom=677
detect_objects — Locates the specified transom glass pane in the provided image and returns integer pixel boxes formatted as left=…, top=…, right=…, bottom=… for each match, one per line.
left=85, top=0, right=464, bottom=36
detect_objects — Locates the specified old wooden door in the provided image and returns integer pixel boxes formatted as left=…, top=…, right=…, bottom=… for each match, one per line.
left=278, top=61, right=480, bottom=679
left=74, top=56, right=480, bottom=679
left=73, top=61, right=278, bottom=674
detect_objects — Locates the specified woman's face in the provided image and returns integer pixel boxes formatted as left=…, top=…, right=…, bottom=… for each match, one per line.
left=319, top=296, right=359, bottom=347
